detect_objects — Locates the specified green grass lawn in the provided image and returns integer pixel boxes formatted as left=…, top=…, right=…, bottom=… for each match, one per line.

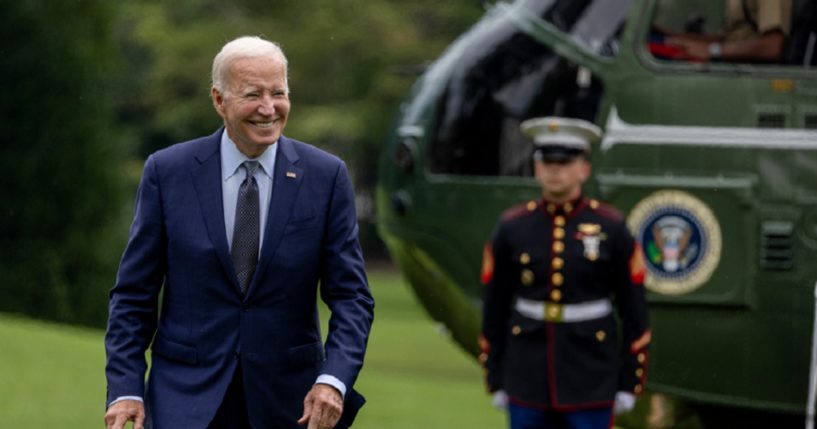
left=0, top=268, right=506, bottom=429
left=0, top=312, right=108, bottom=428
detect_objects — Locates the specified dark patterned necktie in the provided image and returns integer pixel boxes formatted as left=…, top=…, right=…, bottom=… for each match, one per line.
left=231, top=161, right=260, bottom=294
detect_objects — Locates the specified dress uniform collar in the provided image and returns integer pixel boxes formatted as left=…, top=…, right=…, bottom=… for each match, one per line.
left=542, top=195, right=586, bottom=216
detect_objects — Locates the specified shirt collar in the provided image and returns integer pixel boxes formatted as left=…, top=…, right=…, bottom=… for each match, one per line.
left=220, top=130, right=278, bottom=181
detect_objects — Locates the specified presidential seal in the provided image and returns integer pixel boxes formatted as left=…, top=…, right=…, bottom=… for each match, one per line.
left=626, top=190, right=721, bottom=295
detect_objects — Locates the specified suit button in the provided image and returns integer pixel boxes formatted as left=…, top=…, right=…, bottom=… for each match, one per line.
left=552, top=241, right=564, bottom=254
left=511, top=325, right=522, bottom=336
left=637, top=353, right=646, bottom=364
left=550, top=289, right=562, bottom=301
left=551, top=272, right=564, bottom=286
left=554, top=216, right=565, bottom=227
left=635, top=384, right=643, bottom=394
left=519, top=253, right=531, bottom=265
left=552, top=257, right=564, bottom=270
left=636, top=368, right=644, bottom=377
left=553, top=227, right=565, bottom=239
left=595, top=330, right=606, bottom=342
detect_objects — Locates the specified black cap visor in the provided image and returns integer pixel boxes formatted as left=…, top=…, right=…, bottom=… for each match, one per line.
left=534, top=147, right=585, bottom=163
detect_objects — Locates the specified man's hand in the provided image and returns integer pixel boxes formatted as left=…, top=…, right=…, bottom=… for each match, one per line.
left=666, top=37, right=710, bottom=61
left=298, top=383, right=343, bottom=429
left=104, top=399, right=145, bottom=429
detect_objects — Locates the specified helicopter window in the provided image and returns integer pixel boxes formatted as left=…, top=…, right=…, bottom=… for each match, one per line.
left=429, top=0, right=623, bottom=176
left=647, top=0, right=814, bottom=66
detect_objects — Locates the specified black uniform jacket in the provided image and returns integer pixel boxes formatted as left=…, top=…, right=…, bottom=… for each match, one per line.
left=480, top=196, right=650, bottom=410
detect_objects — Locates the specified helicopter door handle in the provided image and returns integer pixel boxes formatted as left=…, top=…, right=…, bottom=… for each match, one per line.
left=391, top=190, right=411, bottom=217
left=394, top=125, right=422, bottom=173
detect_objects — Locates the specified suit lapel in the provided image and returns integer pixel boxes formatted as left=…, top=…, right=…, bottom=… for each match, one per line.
left=249, top=137, right=304, bottom=294
left=191, top=129, right=239, bottom=291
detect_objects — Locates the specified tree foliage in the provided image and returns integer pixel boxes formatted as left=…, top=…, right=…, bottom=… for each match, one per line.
left=116, top=0, right=483, bottom=183
left=2, top=0, right=483, bottom=326
left=0, top=0, right=126, bottom=326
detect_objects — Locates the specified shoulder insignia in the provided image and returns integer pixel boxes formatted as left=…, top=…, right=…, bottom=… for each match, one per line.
left=478, top=333, right=491, bottom=354
left=481, top=242, right=494, bottom=285
left=630, top=243, right=646, bottom=285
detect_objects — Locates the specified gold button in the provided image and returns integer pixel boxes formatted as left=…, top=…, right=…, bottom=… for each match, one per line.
left=521, top=269, right=535, bottom=286
left=552, top=272, right=564, bottom=286
left=553, top=227, right=565, bottom=239
left=635, top=384, right=643, bottom=394
left=637, top=353, right=646, bottom=364
left=552, top=241, right=564, bottom=254
left=546, top=204, right=557, bottom=214
left=636, top=368, right=644, bottom=378
left=554, top=216, right=565, bottom=227
left=595, top=330, right=606, bottom=342
left=547, top=305, right=560, bottom=319
left=527, top=201, right=537, bottom=211
left=550, top=289, right=562, bottom=301
left=552, top=257, right=564, bottom=270
left=590, top=199, right=599, bottom=209
left=564, top=202, right=573, bottom=213
left=479, top=353, right=488, bottom=363
left=520, top=253, right=530, bottom=265
left=512, top=325, right=522, bottom=335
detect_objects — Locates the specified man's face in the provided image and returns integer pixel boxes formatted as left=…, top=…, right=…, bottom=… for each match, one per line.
left=534, top=157, right=590, bottom=202
left=211, top=56, right=290, bottom=158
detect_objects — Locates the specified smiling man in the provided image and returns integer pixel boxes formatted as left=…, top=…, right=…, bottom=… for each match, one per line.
left=104, top=36, right=374, bottom=429
left=479, top=117, right=650, bottom=429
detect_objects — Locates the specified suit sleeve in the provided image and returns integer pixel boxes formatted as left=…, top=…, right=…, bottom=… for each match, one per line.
left=480, top=223, right=515, bottom=393
left=318, top=161, right=374, bottom=394
left=611, top=222, right=650, bottom=394
left=104, top=155, right=166, bottom=405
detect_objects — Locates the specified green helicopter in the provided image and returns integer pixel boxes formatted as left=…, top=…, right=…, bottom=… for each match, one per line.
left=377, top=0, right=817, bottom=426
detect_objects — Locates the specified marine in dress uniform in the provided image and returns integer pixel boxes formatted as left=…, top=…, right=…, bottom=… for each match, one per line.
left=479, top=117, right=651, bottom=429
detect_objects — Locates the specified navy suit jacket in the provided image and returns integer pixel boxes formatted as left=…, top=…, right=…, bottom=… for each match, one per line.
left=105, top=129, right=374, bottom=428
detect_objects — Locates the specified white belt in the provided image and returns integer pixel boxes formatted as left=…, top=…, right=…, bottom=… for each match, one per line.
left=515, top=297, right=612, bottom=323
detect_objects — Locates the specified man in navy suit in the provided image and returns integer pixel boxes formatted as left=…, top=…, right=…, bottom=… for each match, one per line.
left=104, top=36, right=374, bottom=429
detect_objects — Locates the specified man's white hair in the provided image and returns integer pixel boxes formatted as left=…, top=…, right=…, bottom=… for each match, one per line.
left=211, top=36, right=289, bottom=94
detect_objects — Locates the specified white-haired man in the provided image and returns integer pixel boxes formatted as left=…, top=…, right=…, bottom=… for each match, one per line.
left=104, top=36, right=374, bottom=429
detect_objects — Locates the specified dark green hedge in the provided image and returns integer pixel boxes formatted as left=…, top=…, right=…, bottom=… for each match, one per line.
left=0, top=0, right=126, bottom=327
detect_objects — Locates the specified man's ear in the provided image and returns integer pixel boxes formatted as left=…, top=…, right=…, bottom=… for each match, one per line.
left=211, top=86, right=226, bottom=117
left=579, top=160, right=592, bottom=182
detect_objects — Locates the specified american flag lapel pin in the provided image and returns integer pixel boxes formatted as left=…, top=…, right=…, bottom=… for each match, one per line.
left=286, top=171, right=297, bottom=179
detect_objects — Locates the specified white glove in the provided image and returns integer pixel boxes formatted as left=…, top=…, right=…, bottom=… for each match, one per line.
left=492, top=390, right=509, bottom=409
left=613, top=391, right=636, bottom=414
